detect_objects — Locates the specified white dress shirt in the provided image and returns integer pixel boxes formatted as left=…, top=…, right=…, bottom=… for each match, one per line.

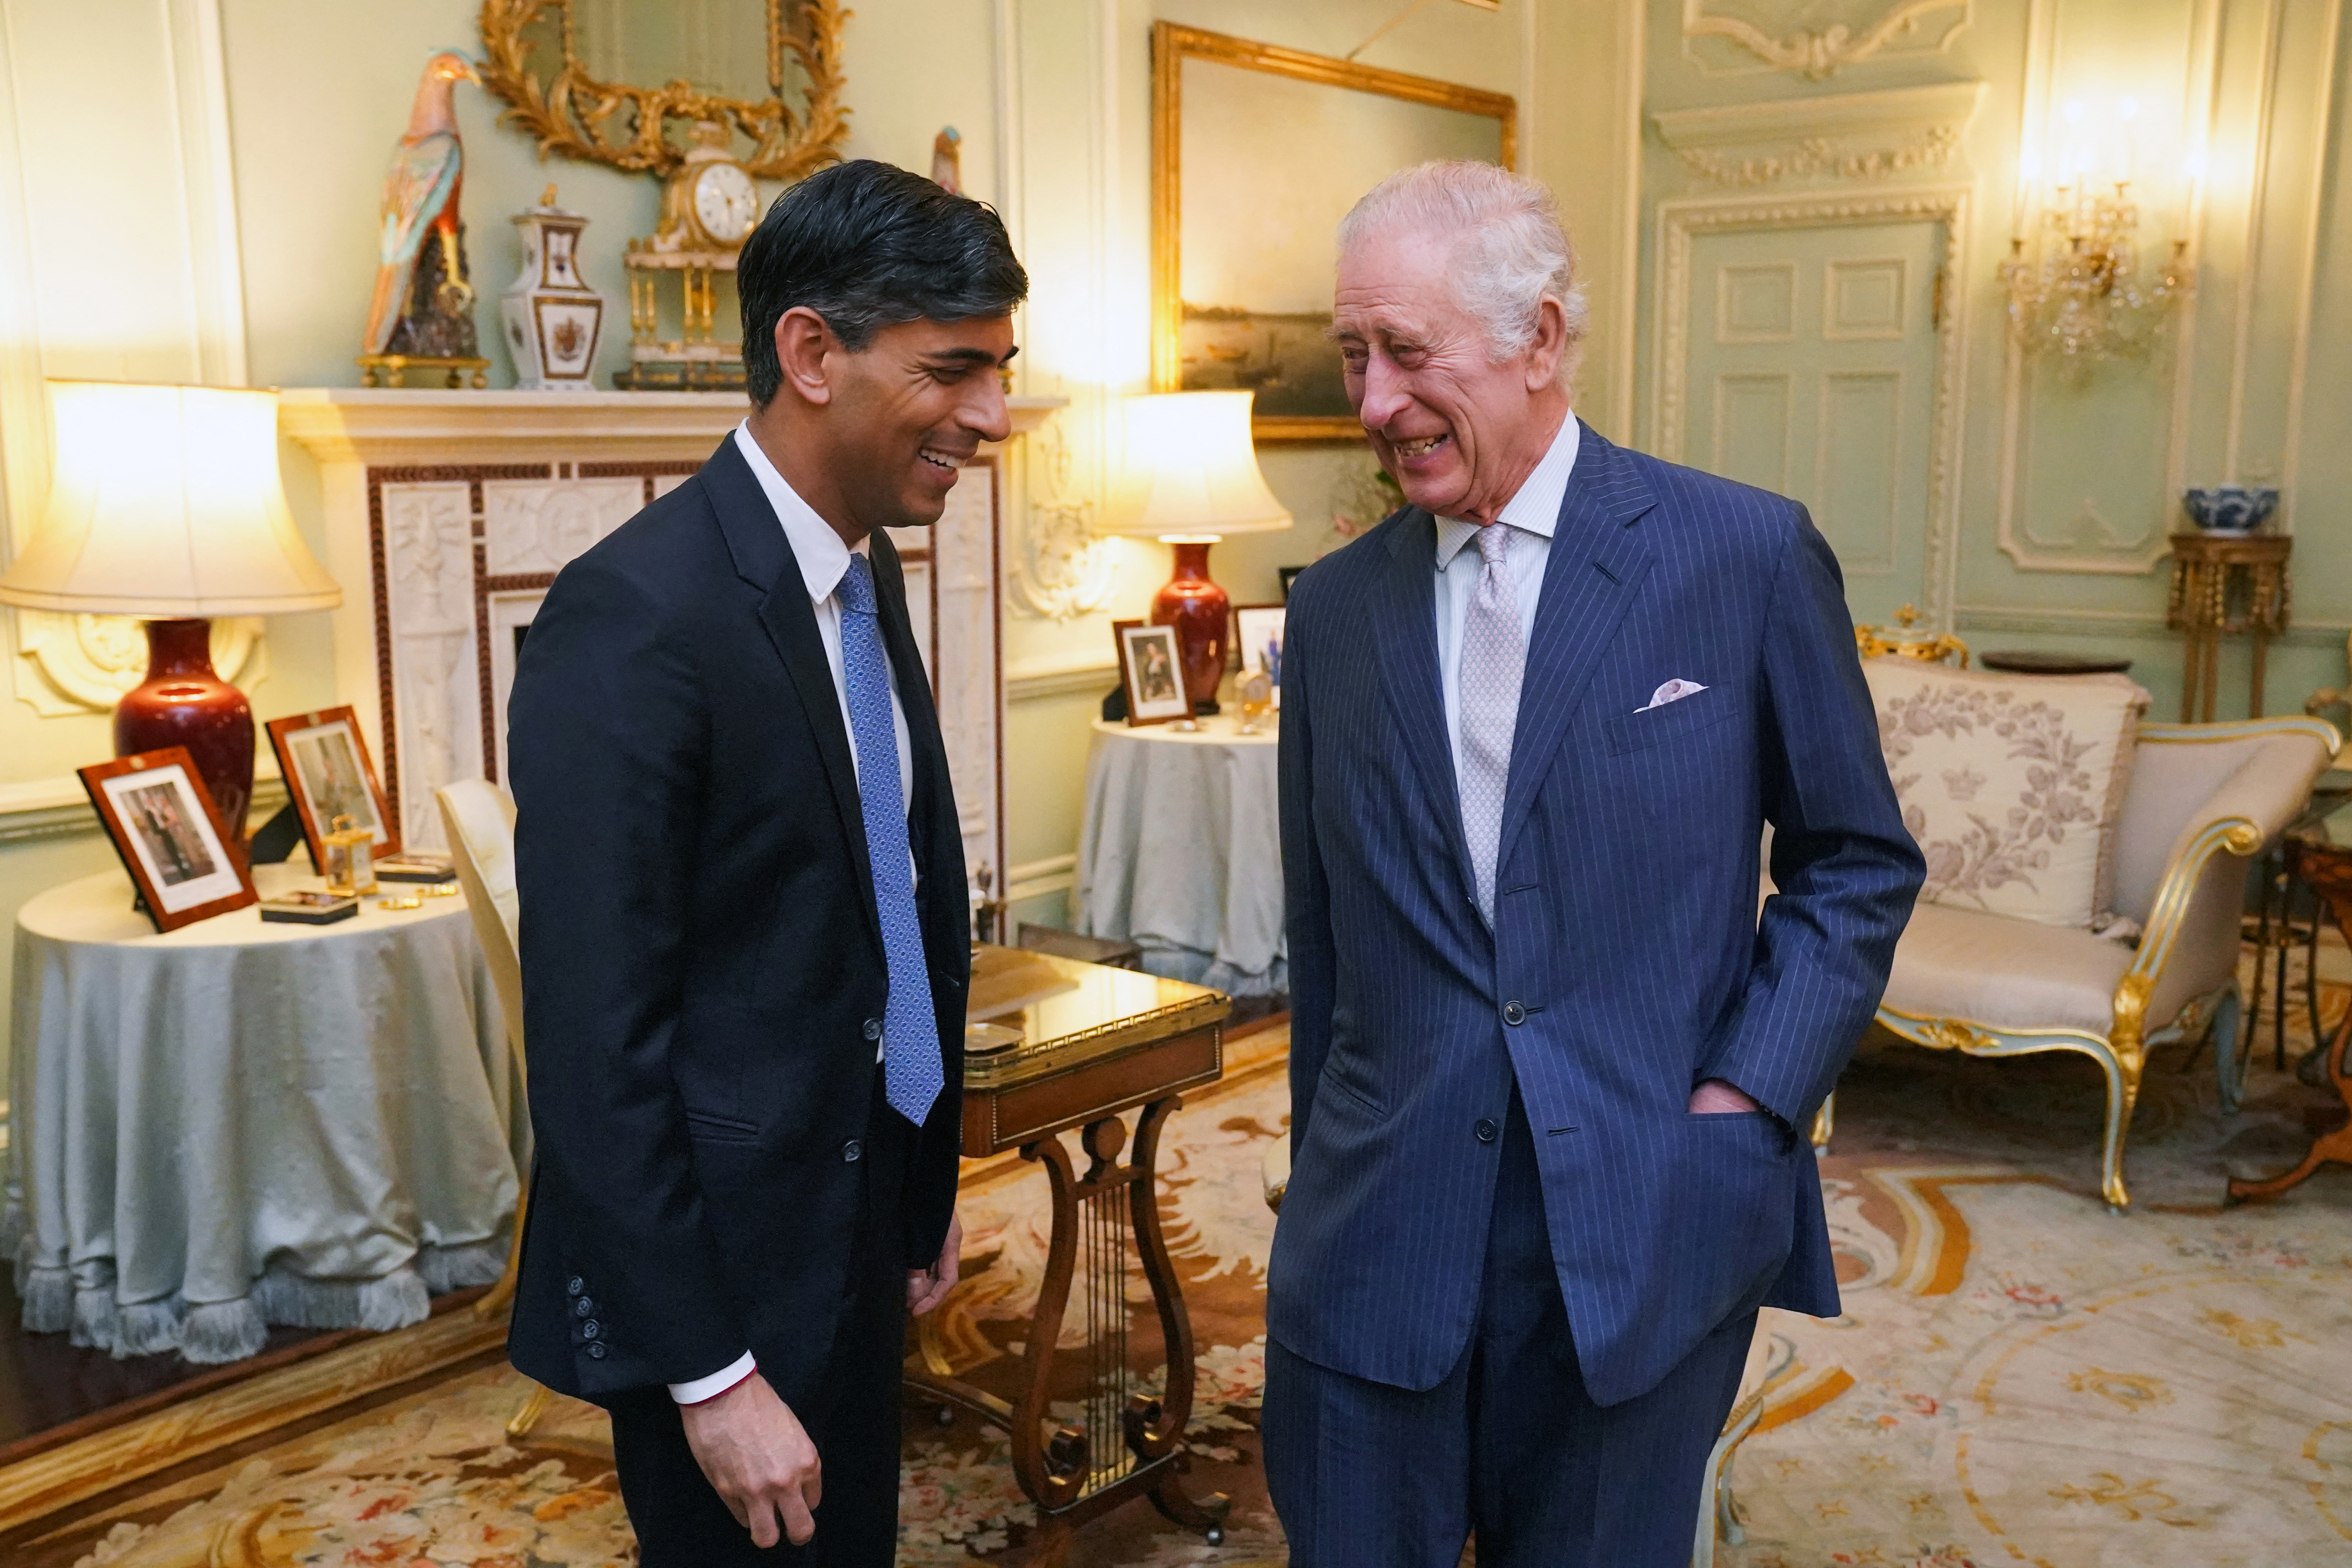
left=668, top=425, right=919, bottom=1408
left=1431, top=412, right=1580, bottom=790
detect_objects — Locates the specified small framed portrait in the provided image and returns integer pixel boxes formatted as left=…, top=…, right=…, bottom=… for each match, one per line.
left=265, top=706, right=398, bottom=870
left=1233, top=604, right=1287, bottom=683
left=79, top=749, right=257, bottom=932
left=1115, top=619, right=1192, bottom=725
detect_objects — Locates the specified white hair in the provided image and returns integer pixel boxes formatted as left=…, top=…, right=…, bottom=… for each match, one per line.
left=1336, top=161, right=1589, bottom=385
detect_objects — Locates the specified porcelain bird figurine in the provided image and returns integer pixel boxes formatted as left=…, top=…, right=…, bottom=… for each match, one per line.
left=363, top=52, right=483, bottom=359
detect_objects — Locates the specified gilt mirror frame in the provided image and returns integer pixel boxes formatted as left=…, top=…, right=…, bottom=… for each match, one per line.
left=478, top=0, right=849, bottom=179
left=1151, top=22, right=1517, bottom=442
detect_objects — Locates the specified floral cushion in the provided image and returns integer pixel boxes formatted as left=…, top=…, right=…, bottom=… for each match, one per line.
left=1864, top=658, right=2151, bottom=930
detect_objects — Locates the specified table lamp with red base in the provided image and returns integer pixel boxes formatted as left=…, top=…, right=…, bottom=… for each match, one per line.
left=1108, top=391, right=1292, bottom=718
left=0, top=383, right=342, bottom=841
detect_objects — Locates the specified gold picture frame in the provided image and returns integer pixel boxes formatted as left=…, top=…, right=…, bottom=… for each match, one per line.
left=1151, top=22, right=1517, bottom=442
left=478, top=0, right=849, bottom=181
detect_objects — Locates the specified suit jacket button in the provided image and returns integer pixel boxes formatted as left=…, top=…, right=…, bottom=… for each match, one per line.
left=1502, top=1000, right=1527, bottom=1026
left=574, top=1296, right=595, bottom=1318
left=843, top=1139, right=864, bottom=1163
left=863, top=1017, right=883, bottom=1041
left=581, top=1319, right=600, bottom=1340
left=566, top=1276, right=585, bottom=1297
left=1475, top=1118, right=1499, bottom=1144
left=585, top=1341, right=608, bottom=1360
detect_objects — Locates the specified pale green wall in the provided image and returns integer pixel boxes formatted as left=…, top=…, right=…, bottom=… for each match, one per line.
left=1632, top=0, right=2351, bottom=723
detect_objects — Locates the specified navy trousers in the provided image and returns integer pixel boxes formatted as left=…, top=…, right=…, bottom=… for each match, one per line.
left=606, top=1070, right=912, bottom=1567
left=1263, top=1091, right=1757, bottom=1567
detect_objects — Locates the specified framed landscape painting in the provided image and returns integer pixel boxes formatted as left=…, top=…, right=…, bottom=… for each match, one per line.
left=1151, top=22, right=1516, bottom=440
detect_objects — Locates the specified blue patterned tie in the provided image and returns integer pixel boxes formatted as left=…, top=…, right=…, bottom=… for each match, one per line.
left=835, top=554, right=942, bottom=1125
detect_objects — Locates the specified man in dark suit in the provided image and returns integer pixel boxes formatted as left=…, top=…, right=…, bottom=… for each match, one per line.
left=1264, top=163, right=1924, bottom=1565
left=505, top=161, right=1025, bottom=1565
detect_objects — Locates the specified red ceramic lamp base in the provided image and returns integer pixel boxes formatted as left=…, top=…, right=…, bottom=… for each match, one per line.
left=1151, top=541, right=1229, bottom=715
left=115, top=618, right=255, bottom=841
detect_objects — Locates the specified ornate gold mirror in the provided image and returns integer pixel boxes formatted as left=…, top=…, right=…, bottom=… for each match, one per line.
left=479, top=0, right=848, bottom=179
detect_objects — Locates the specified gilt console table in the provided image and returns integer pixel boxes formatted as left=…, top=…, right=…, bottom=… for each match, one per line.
left=2166, top=531, right=2290, bottom=722
left=911, top=945, right=1232, bottom=1564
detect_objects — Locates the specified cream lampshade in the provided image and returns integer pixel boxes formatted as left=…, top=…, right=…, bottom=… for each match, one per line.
left=0, top=382, right=341, bottom=838
left=1106, top=390, right=1291, bottom=715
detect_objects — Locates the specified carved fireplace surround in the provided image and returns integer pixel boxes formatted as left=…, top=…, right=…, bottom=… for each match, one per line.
left=279, top=389, right=1059, bottom=921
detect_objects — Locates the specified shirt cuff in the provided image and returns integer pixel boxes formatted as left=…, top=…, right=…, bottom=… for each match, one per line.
left=669, top=1352, right=758, bottom=1405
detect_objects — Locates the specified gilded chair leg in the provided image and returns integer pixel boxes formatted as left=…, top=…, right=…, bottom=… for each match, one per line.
left=507, top=1382, right=553, bottom=1440
left=2211, top=987, right=2247, bottom=1115
left=2098, top=1048, right=2141, bottom=1212
left=475, top=1167, right=530, bottom=1321
left=1809, top=1093, right=1835, bottom=1154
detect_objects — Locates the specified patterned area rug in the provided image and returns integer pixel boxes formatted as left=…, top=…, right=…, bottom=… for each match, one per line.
left=12, top=972, right=2349, bottom=1567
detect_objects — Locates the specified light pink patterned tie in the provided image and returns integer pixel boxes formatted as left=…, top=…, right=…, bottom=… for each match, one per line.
left=1459, top=522, right=1522, bottom=925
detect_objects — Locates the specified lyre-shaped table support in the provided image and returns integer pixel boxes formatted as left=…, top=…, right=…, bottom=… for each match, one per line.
left=906, top=1093, right=1229, bottom=1565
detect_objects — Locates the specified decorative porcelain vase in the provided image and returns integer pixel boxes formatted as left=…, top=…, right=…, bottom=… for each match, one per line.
left=501, top=187, right=605, bottom=391
left=2182, top=486, right=2279, bottom=534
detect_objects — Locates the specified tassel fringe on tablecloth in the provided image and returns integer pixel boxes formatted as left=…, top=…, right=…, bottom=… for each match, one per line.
left=4, top=1203, right=506, bottom=1365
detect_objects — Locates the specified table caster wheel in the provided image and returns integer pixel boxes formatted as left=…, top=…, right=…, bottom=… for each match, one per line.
left=1204, top=1525, right=1223, bottom=1546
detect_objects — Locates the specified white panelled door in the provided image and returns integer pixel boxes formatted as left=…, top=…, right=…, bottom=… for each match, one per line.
left=1682, top=220, right=1945, bottom=627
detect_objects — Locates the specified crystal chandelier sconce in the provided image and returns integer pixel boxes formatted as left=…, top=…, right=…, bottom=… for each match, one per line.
left=2000, top=97, right=2194, bottom=362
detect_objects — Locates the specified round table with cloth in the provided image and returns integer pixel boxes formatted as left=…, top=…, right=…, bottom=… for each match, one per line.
left=5, top=862, right=524, bottom=1364
left=1073, top=714, right=1286, bottom=996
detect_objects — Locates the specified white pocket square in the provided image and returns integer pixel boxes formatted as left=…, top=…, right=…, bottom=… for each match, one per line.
left=1639, top=678, right=1708, bottom=713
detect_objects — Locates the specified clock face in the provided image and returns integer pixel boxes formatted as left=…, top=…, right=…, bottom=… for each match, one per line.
left=693, top=162, right=761, bottom=246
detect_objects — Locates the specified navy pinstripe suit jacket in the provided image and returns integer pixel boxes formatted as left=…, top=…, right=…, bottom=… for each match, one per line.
left=1269, top=422, right=1924, bottom=1406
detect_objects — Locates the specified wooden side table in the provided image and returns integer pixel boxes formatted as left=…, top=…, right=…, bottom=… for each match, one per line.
left=2228, top=831, right=2352, bottom=1205
left=912, top=947, right=1233, bottom=1564
left=2167, top=532, right=2291, bottom=721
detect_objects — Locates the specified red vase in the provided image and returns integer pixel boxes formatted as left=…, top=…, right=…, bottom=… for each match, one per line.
left=1151, top=541, right=1229, bottom=715
left=115, top=618, right=254, bottom=841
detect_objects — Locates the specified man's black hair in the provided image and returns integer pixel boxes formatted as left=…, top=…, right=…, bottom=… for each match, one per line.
left=739, top=159, right=1029, bottom=407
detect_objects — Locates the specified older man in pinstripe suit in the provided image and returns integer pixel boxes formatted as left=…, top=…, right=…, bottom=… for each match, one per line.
left=1263, top=163, right=1924, bottom=1565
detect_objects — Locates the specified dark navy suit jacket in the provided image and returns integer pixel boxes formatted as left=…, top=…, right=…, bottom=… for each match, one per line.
left=1268, top=422, right=1923, bottom=1406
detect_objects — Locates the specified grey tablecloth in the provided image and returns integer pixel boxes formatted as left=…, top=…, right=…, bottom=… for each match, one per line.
left=1074, top=716, right=1286, bottom=996
left=5, top=864, right=523, bottom=1364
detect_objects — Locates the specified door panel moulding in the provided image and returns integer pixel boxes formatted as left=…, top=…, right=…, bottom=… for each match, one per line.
left=1653, top=183, right=1973, bottom=628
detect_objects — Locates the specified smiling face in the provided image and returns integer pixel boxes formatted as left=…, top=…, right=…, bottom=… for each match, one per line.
left=760, top=309, right=1018, bottom=538
left=1332, top=225, right=1569, bottom=524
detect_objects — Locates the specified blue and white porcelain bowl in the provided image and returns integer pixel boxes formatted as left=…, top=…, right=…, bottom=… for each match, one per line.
left=2182, top=486, right=2279, bottom=533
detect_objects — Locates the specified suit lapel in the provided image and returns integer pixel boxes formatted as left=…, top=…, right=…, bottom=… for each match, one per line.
left=1496, top=423, right=1658, bottom=875
left=1375, top=510, right=1479, bottom=911
left=702, top=434, right=883, bottom=949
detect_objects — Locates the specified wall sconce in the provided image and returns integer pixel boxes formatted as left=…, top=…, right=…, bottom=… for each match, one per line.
left=2000, top=97, right=2193, bottom=362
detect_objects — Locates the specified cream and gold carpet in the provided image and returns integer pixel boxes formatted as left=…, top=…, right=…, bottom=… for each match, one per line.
left=10, top=974, right=2349, bottom=1567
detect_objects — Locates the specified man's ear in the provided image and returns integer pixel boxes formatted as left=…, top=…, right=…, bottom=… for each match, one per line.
left=1522, top=296, right=1567, bottom=392
left=774, top=306, right=835, bottom=407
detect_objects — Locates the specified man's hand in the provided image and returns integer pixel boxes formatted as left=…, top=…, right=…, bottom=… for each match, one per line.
left=1688, top=1078, right=1761, bottom=1115
left=679, top=1372, right=821, bottom=1548
left=907, top=1211, right=962, bottom=1315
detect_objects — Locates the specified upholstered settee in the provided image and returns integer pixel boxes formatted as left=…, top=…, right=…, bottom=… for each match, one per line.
left=1867, top=716, right=2340, bottom=1209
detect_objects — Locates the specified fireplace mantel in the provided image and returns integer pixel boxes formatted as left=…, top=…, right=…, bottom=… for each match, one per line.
left=279, top=388, right=1060, bottom=915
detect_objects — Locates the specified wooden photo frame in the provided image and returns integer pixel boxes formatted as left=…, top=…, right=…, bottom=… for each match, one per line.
left=266, top=706, right=400, bottom=870
left=80, top=749, right=257, bottom=932
left=1114, top=619, right=1193, bottom=726
left=1151, top=21, right=1516, bottom=441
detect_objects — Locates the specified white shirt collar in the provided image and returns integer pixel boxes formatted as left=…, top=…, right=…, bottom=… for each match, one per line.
left=1433, top=412, right=1581, bottom=570
left=734, top=421, right=868, bottom=602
